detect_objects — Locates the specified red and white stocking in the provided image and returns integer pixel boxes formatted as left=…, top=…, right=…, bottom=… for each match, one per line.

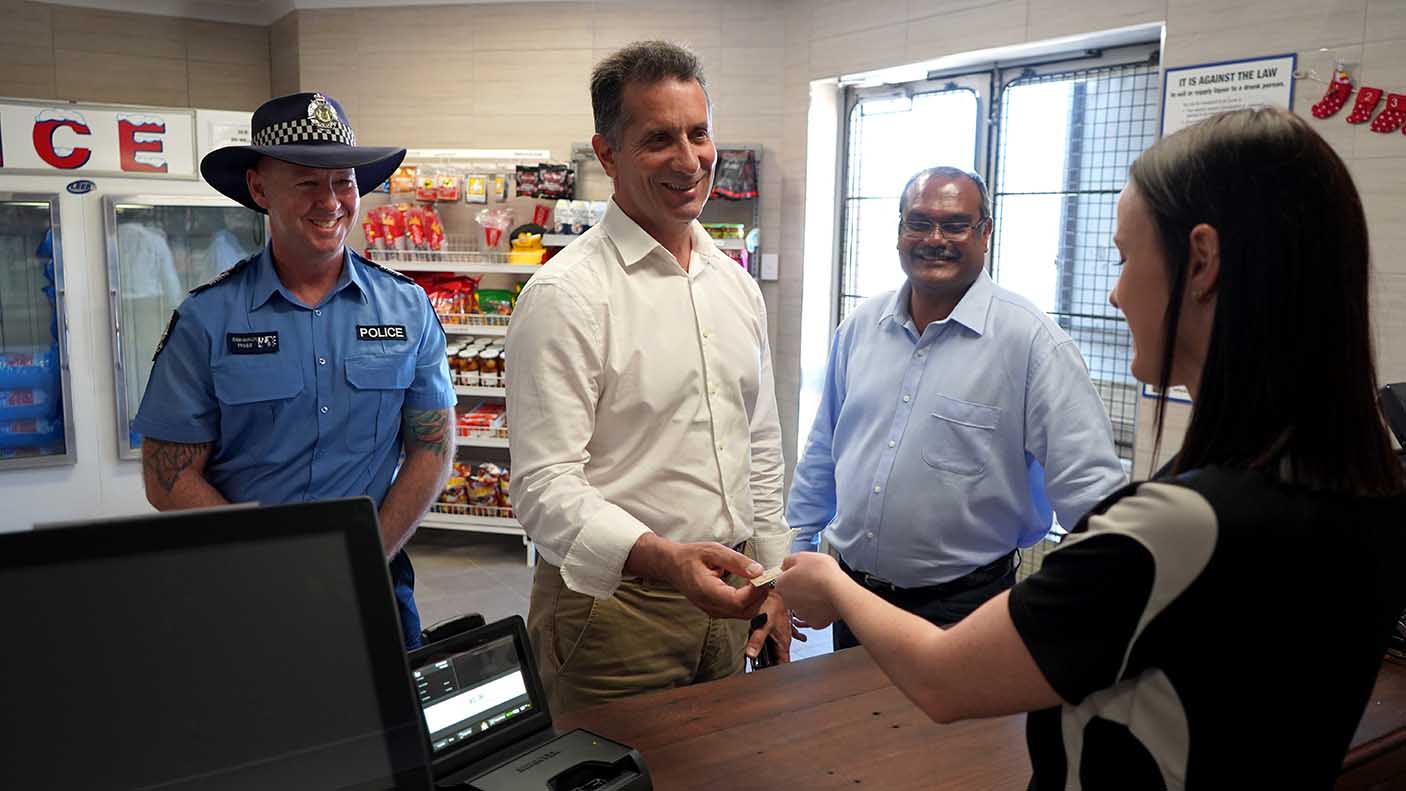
left=1312, top=68, right=1353, bottom=118
left=1370, top=93, right=1406, bottom=133
left=1346, top=86, right=1384, bottom=124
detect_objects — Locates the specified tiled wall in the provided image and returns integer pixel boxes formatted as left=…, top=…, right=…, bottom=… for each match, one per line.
left=777, top=0, right=1406, bottom=481
left=278, top=0, right=795, bottom=454
left=0, top=1, right=271, bottom=110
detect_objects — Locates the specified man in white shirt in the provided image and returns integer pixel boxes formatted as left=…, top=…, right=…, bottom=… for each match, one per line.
left=505, top=40, right=794, bottom=715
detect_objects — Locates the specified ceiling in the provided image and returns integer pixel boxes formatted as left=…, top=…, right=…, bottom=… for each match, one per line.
left=34, top=0, right=551, bottom=26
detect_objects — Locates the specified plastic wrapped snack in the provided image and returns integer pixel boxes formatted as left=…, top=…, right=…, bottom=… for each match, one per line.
left=390, top=165, right=418, bottom=194
left=416, top=172, right=439, bottom=202
left=515, top=165, right=540, bottom=198
left=405, top=206, right=430, bottom=249
left=465, top=174, right=488, bottom=204
left=476, top=207, right=514, bottom=249
left=437, top=173, right=462, bottom=202
left=362, top=207, right=385, bottom=251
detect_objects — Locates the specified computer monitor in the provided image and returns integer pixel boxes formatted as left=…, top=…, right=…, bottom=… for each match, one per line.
left=0, top=498, right=432, bottom=791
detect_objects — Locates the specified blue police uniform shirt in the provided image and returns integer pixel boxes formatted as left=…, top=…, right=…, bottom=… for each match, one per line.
left=786, top=271, right=1128, bottom=588
left=134, top=243, right=456, bottom=647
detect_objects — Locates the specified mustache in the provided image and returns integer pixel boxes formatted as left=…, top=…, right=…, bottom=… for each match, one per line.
left=911, top=247, right=960, bottom=260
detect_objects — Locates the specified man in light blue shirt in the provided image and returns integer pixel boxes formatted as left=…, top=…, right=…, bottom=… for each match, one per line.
left=787, top=166, right=1126, bottom=649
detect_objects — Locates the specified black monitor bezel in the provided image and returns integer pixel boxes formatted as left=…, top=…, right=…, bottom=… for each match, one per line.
left=407, top=615, right=552, bottom=779
left=6, top=497, right=433, bottom=791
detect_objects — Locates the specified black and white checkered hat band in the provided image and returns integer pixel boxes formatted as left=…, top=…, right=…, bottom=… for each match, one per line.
left=252, top=118, right=357, bottom=147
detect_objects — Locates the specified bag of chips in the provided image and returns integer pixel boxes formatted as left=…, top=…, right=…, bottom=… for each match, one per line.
left=515, top=165, right=539, bottom=198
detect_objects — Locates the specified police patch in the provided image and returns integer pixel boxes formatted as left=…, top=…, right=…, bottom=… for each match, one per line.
left=227, top=332, right=280, bottom=355
left=152, top=310, right=180, bottom=361
left=357, top=324, right=408, bottom=341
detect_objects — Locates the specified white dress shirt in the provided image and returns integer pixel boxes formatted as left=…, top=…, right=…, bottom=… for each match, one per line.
left=505, top=199, right=789, bottom=599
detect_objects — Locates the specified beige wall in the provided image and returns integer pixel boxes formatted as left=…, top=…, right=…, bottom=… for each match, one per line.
left=0, top=1, right=271, bottom=110
left=278, top=0, right=796, bottom=447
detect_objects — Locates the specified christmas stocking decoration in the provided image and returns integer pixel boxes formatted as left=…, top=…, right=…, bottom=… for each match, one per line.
left=1370, top=93, right=1406, bottom=133
left=1312, top=67, right=1353, bottom=118
left=1346, top=86, right=1384, bottom=124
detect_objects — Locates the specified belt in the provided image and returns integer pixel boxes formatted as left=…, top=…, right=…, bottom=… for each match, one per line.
left=838, top=550, right=1016, bottom=598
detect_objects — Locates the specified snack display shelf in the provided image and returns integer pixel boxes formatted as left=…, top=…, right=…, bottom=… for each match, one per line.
left=420, top=504, right=536, bottom=566
left=439, top=313, right=510, bottom=335
left=388, top=260, right=541, bottom=275
left=541, top=232, right=745, bottom=251
left=456, top=425, right=509, bottom=448
left=455, top=385, right=506, bottom=398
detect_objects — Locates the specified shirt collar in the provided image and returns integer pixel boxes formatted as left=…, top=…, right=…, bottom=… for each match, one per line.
left=249, top=244, right=366, bottom=312
left=880, top=269, right=995, bottom=337
left=600, top=198, right=719, bottom=273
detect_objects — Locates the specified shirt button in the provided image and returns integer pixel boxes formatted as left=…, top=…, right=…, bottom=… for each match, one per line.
left=873, top=485, right=881, bottom=494
left=866, top=531, right=875, bottom=539
left=320, top=405, right=329, bottom=414
left=717, top=442, right=724, bottom=451
left=902, top=394, right=911, bottom=403
left=917, top=350, right=926, bottom=358
left=318, top=357, right=326, bottom=365
left=314, top=309, right=322, bottom=317
left=888, top=440, right=896, bottom=448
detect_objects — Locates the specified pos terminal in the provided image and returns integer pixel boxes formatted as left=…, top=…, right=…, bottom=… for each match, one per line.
left=408, top=616, right=650, bottom=791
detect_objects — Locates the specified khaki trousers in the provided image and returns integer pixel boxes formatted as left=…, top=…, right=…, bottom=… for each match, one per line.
left=527, top=559, right=748, bottom=717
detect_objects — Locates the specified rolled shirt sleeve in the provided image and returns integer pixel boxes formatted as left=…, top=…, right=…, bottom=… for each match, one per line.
left=505, top=282, right=650, bottom=600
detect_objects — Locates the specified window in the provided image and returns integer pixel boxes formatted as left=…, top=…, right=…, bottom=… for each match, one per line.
left=836, top=44, right=1158, bottom=466
left=838, top=82, right=982, bottom=322
left=990, top=57, right=1161, bottom=463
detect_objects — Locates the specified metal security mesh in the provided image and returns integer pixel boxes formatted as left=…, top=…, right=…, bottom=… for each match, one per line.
left=990, top=60, right=1160, bottom=467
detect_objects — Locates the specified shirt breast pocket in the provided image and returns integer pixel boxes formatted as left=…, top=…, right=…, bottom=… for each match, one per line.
left=921, top=394, right=1002, bottom=477
left=212, top=359, right=303, bottom=460
left=345, top=354, right=414, bottom=453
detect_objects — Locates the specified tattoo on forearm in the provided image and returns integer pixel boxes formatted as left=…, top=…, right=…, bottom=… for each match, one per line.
left=143, top=440, right=212, bottom=493
left=404, top=408, right=451, bottom=456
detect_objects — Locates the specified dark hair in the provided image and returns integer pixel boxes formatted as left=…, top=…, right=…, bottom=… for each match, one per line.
left=898, top=166, right=992, bottom=221
left=591, top=41, right=707, bottom=148
left=1130, top=107, right=1403, bottom=496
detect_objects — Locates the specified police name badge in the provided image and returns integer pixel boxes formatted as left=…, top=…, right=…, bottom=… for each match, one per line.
left=227, top=332, right=280, bottom=355
left=357, top=324, right=407, bottom=341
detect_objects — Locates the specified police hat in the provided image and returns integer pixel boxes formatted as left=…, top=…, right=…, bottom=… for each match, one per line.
left=200, top=92, right=406, bottom=214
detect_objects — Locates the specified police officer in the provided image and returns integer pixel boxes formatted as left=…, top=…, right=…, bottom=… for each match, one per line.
left=134, top=92, right=456, bottom=648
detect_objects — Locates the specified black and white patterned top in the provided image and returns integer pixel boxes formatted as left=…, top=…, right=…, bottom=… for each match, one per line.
left=1009, top=466, right=1406, bottom=790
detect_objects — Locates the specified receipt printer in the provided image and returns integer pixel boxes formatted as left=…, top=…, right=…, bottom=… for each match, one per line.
left=463, top=728, right=649, bottom=791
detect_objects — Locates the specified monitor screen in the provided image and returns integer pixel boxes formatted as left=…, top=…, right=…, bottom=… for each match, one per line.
left=415, top=634, right=536, bottom=753
left=0, top=500, right=431, bottom=791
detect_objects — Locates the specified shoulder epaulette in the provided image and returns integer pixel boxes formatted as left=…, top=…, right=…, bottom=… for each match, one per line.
left=189, top=253, right=258, bottom=295
left=357, top=253, right=416, bottom=283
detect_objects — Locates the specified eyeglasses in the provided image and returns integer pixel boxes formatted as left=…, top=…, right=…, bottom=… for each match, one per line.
left=900, top=217, right=990, bottom=241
